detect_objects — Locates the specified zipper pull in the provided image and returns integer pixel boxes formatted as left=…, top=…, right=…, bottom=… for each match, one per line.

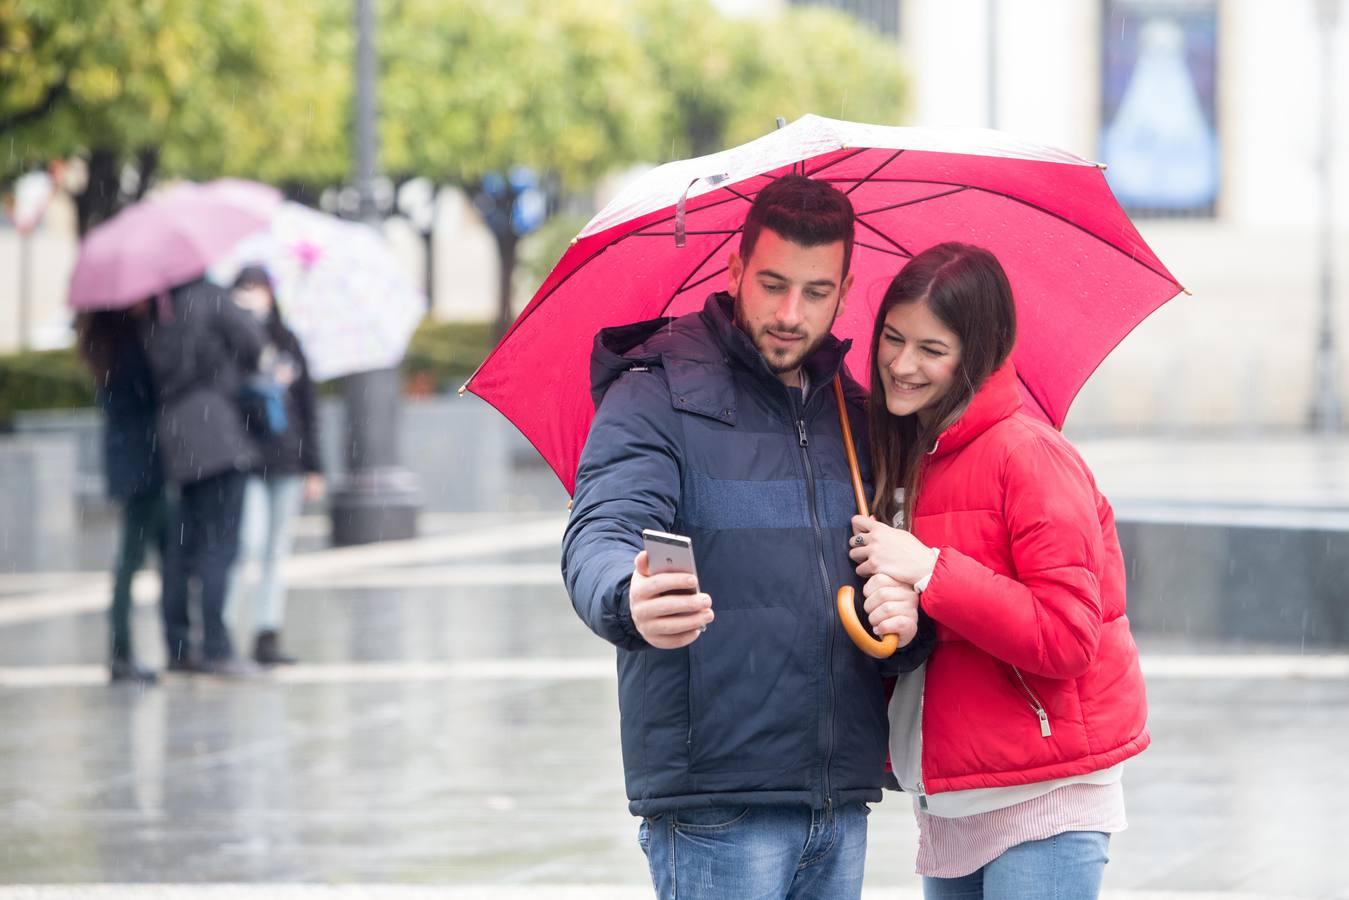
left=1038, top=708, right=1052, bottom=738
left=797, top=419, right=808, bottom=447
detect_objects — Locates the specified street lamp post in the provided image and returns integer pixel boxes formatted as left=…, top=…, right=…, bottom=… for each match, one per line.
left=1311, top=0, right=1342, bottom=432
left=330, top=0, right=422, bottom=545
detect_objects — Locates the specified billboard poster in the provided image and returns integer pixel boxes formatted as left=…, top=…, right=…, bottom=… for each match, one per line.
left=1100, top=0, right=1220, bottom=215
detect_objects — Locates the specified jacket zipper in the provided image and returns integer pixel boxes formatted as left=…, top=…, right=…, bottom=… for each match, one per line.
left=793, top=389, right=837, bottom=813
left=1011, top=666, right=1053, bottom=737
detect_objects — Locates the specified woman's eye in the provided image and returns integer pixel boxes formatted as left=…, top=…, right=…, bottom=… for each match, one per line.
left=922, top=346, right=945, bottom=357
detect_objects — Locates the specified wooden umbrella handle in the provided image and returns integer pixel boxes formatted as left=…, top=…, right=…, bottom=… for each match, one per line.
left=832, top=376, right=899, bottom=659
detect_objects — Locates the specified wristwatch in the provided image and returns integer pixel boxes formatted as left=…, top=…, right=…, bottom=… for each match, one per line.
left=913, top=548, right=940, bottom=595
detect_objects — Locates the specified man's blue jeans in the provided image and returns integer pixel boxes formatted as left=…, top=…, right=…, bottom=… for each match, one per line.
left=922, top=830, right=1110, bottom=900
left=638, top=802, right=869, bottom=900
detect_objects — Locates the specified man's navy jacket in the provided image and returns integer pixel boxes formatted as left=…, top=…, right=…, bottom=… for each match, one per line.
left=562, top=293, right=932, bottom=816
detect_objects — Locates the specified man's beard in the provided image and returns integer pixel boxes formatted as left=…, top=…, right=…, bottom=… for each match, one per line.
left=733, top=298, right=829, bottom=375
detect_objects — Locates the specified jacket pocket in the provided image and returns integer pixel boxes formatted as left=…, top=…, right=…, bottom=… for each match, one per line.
left=687, top=606, right=812, bottom=774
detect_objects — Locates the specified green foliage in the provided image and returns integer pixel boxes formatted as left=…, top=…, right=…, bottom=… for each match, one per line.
left=0, top=0, right=348, bottom=192
left=629, top=0, right=910, bottom=160
left=380, top=0, right=665, bottom=187
left=0, top=347, right=94, bottom=426
left=401, top=318, right=496, bottom=393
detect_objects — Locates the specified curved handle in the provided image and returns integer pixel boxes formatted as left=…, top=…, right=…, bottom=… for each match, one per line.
left=832, top=376, right=900, bottom=658
left=836, top=585, right=900, bottom=660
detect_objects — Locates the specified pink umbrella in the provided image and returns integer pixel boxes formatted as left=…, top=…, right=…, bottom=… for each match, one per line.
left=68, top=179, right=281, bottom=311
left=464, top=115, right=1185, bottom=494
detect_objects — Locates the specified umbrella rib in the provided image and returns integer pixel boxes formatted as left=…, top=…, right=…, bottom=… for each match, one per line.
left=855, top=186, right=969, bottom=217
left=632, top=229, right=741, bottom=238
left=609, top=191, right=754, bottom=236
left=844, top=150, right=905, bottom=196
left=855, top=217, right=913, bottom=258
left=823, top=177, right=1181, bottom=289
left=723, top=185, right=758, bottom=205
left=674, top=264, right=732, bottom=300
left=855, top=240, right=911, bottom=259
left=806, top=147, right=869, bottom=179
left=666, top=231, right=739, bottom=311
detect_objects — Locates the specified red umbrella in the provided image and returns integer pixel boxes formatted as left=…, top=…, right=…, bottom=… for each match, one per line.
left=464, top=115, right=1184, bottom=494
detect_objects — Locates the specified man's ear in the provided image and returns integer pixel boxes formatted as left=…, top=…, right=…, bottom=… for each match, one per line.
left=726, top=252, right=743, bottom=296
left=835, top=271, right=855, bottom=321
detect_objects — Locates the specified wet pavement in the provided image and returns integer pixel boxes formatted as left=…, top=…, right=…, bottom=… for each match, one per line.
left=0, top=507, right=1345, bottom=899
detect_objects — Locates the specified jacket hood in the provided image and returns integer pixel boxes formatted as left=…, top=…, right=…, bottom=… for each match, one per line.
left=932, top=364, right=1024, bottom=459
left=590, top=292, right=859, bottom=424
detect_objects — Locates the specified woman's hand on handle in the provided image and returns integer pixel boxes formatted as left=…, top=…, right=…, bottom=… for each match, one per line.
left=849, top=515, right=939, bottom=586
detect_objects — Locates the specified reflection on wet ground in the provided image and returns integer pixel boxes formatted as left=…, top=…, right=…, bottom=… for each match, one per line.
left=1, top=511, right=1347, bottom=897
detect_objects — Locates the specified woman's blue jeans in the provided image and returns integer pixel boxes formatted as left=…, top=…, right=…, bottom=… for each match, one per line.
left=922, top=830, right=1110, bottom=900
left=638, top=802, right=869, bottom=900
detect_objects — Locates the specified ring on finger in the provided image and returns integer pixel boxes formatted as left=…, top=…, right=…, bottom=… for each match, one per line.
left=851, top=535, right=865, bottom=548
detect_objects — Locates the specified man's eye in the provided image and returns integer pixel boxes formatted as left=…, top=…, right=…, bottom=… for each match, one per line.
left=806, top=290, right=829, bottom=301
left=761, top=282, right=785, bottom=293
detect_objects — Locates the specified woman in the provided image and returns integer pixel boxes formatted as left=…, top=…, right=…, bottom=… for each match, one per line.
left=77, top=306, right=168, bottom=684
left=848, top=243, right=1149, bottom=898
left=225, top=266, right=324, bottom=665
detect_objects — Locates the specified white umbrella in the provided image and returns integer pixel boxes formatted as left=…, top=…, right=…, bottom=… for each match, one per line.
left=211, top=201, right=426, bottom=381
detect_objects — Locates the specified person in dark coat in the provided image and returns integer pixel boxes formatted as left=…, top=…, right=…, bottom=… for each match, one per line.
left=140, top=278, right=266, bottom=677
left=76, top=305, right=169, bottom=684
left=224, top=265, right=324, bottom=665
left=560, top=176, right=934, bottom=900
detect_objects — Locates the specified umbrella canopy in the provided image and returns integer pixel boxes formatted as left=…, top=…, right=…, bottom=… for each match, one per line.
left=68, top=179, right=280, bottom=311
left=210, top=201, right=427, bottom=382
left=465, top=115, right=1184, bottom=494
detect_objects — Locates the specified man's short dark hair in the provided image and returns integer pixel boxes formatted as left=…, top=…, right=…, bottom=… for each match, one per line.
left=739, top=174, right=856, bottom=276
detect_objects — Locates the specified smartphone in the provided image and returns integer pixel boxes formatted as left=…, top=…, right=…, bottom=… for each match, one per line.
left=642, top=529, right=699, bottom=591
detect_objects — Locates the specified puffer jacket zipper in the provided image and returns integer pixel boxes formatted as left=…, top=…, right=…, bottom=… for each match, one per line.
left=792, top=386, right=837, bottom=811
left=1011, top=666, right=1053, bottom=737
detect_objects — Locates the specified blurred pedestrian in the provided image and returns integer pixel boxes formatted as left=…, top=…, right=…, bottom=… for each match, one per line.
left=76, top=305, right=169, bottom=684
left=140, top=278, right=267, bottom=677
left=849, top=243, right=1149, bottom=898
left=225, top=265, right=324, bottom=666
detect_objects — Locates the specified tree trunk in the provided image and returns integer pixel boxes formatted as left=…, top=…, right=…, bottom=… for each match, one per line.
left=75, top=148, right=123, bottom=237
left=495, top=229, right=518, bottom=341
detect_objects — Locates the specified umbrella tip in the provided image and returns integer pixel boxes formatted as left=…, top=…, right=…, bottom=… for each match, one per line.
left=1181, top=286, right=1194, bottom=297
left=457, top=383, right=468, bottom=397
left=1096, top=162, right=1109, bottom=171
left=775, top=116, right=787, bottom=130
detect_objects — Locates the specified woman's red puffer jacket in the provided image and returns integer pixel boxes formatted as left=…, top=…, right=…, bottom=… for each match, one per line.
left=912, top=364, right=1149, bottom=794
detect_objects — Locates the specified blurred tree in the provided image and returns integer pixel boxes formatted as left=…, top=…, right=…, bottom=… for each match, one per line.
left=0, top=0, right=348, bottom=234
left=379, top=0, right=666, bottom=337
left=630, top=0, right=909, bottom=159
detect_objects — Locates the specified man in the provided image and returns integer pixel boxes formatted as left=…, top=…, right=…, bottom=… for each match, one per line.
left=562, top=175, right=932, bottom=899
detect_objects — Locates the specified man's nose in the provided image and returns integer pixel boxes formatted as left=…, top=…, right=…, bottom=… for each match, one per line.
left=775, top=290, right=805, bottom=327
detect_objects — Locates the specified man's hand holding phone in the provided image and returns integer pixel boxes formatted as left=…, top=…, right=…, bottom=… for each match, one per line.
left=630, top=542, right=714, bottom=650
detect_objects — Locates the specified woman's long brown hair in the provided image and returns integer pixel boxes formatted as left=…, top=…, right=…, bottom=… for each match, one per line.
left=867, top=243, right=1017, bottom=530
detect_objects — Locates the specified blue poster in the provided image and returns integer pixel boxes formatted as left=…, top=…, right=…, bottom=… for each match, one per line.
left=1100, top=0, right=1220, bottom=213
